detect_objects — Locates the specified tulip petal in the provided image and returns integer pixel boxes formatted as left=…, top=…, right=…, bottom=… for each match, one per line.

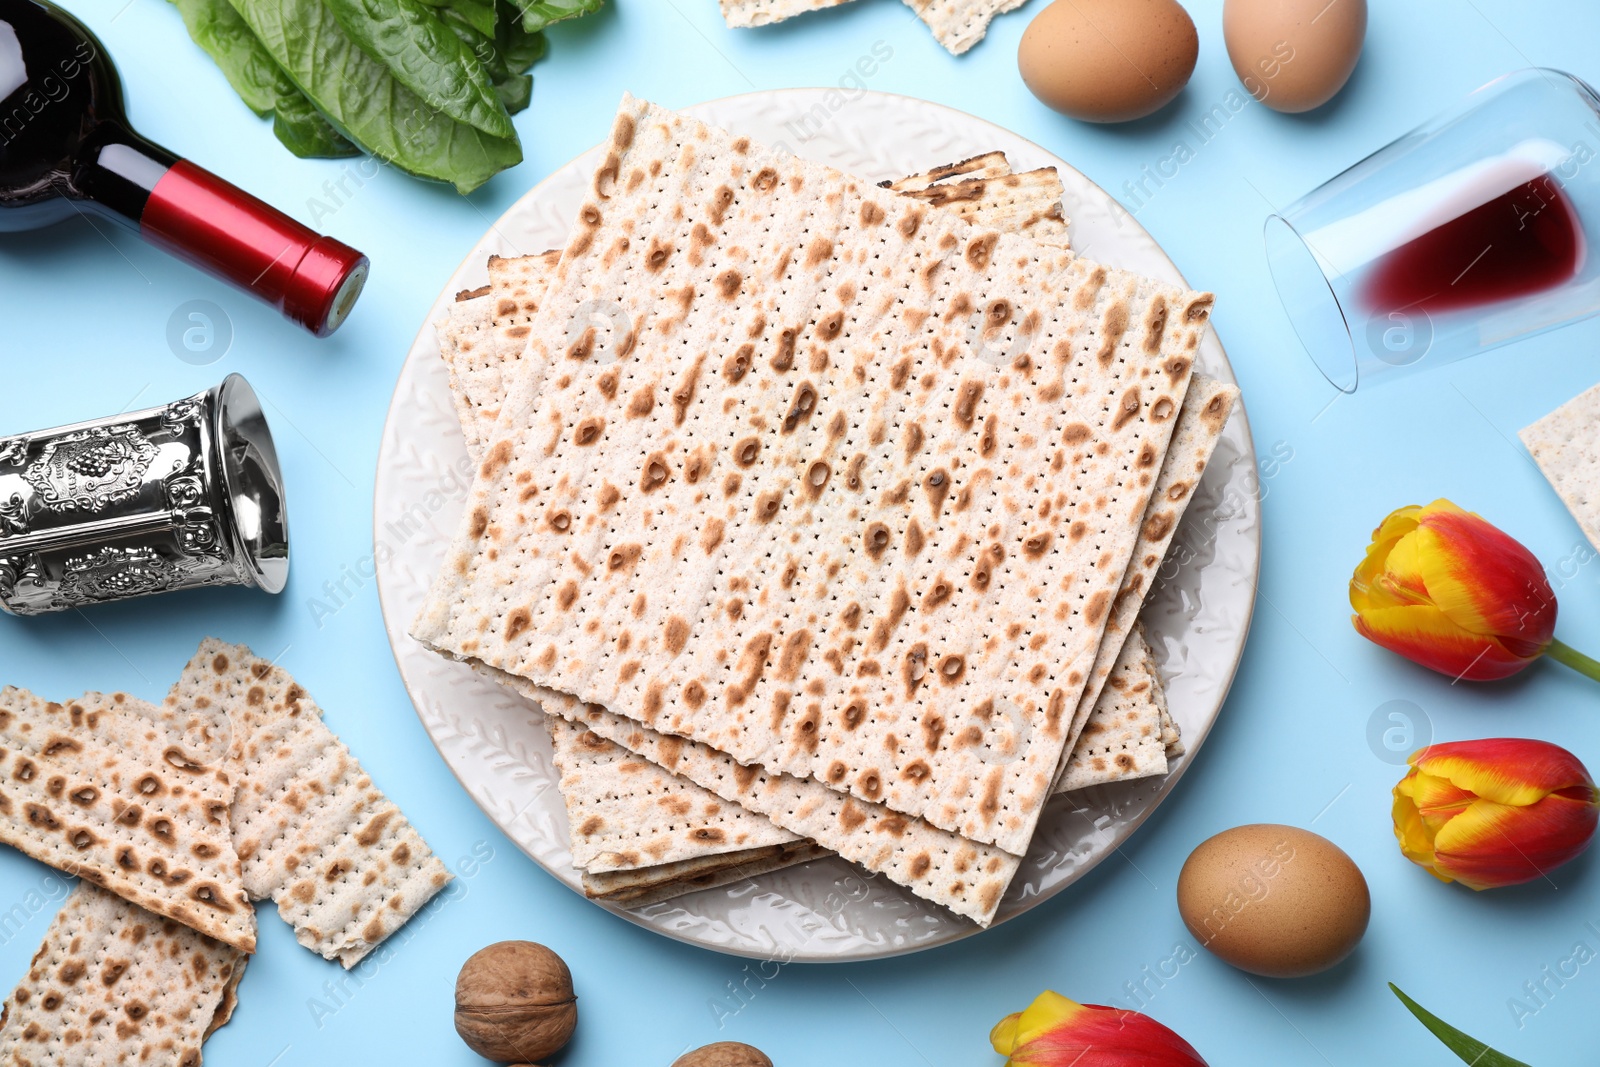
left=1431, top=793, right=1600, bottom=890
left=1392, top=784, right=1454, bottom=883
left=1398, top=770, right=1478, bottom=838
left=1013, top=992, right=1088, bottom=1048
left=1412, top=504, right=1556, bottom=656
left=1415, top=739, right=1598, bottom=807
left=991, top=1012, right=1023, bottom=1056
left=1353, top=605, right=1530, bottom=681
left=1007, top=1003, right=1209, bottom=1067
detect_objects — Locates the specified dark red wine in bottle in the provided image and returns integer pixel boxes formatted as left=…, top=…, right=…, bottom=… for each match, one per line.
left=0, top=0, right=367, bottom=337
left=1360, top=170, right=1584, bottom=317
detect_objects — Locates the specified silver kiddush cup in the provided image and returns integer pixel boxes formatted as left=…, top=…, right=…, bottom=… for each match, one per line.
left=0, top=374, right=289, bottom=615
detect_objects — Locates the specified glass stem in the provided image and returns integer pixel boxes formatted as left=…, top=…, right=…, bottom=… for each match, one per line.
left=1546, top=638, right=1600, bottom=684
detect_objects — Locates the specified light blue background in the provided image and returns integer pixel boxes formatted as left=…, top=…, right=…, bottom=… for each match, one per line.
left=2, top=1, right=1599, bottom=1063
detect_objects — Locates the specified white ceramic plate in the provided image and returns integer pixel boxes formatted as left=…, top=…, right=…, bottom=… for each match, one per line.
left=374, top=89, right=1260, bottom=962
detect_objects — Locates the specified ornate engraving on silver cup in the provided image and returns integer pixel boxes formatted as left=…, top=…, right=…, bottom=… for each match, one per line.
left=0, top=374, right=290, bottom=616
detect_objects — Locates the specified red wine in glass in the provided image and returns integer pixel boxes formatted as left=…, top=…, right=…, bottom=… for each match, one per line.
left=1360, top=170, right=1584, bottom=316
left=0, top=0, right=367, bottom=337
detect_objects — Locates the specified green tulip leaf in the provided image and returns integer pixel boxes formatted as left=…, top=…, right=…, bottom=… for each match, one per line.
left=1390, top=985, right=1532, bottom=1066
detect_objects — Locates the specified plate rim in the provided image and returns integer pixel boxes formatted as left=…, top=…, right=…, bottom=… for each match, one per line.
left=374, top=86, right=1262, bottom=962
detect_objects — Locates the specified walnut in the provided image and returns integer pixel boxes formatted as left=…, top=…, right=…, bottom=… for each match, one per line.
left=453, top=941, right=577, bottom=1063
left=671, top=1042, right=773, bottom=1067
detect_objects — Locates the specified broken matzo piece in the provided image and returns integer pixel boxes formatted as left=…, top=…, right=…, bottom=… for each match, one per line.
left=1057, top=627, right=1171, bottom=792
left=0, top=881, right=247, bottom=1066
left=901, top=168, right=1070, bottom=247
left=880, top=151, right=1013, bottom=192
left=1521, top=380, right=1600, bottom=555
left=413, top=95, right=1211, bottom=857
left=902, top=0, right=1029, bottom=55
left=0, top=688, right=255, bottom=953
left=166, top=640, right=452, bottom=968
left=719, top=0, right=858, bottom=28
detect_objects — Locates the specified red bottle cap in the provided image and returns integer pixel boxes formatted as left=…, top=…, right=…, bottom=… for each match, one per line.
left=140, top=160, right=369, bottom=337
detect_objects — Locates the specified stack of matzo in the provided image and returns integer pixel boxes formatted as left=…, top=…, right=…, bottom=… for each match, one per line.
left=0, top=642, right=451, bottom=1063
left=418, top=95, right=1236, bottom=926
left=718, top=0, right=1029, bottom=56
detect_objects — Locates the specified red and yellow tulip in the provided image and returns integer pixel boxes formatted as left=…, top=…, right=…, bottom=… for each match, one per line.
left=1393, top=738, right=1600, bottom=890
left=1350, top=500, right=1600, bottom=683
left=991, top=991, right=1208, bottom=1066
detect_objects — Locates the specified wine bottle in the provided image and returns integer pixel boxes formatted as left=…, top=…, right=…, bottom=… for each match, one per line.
left=0, top=0, right=368, bottom=337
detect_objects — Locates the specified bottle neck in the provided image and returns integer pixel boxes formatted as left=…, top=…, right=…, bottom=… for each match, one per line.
left=73, top=120, right=178, bottom=228
left=73, top=120, right=369, bottom=338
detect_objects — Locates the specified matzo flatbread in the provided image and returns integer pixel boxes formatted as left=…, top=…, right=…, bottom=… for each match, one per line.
left=436, top=160, right=1068, bottom=464
left=413, top=95, right=1211, bottom=856
left=1052, top=375, right=1236, bottom=789
left=903, top=0, right=1029, bottom=55
left=1057, top=626, right=1170, bottom=792
left=0, top=688, right=255, bottom=953
left=720, top=0, right=856, bottom=27
left=524, top=681, right=1019, bottom=925
left=0, top=881, right=246, bottom=1066
left=1521, top=381, right=1600, bottom=554
left=547, top=716, right=801, bottom=872
left=166, top=640, right=452, bottom=968
left=902, top=168, right=1070, bottom=247
left=881, top=151, right=1012, bottom=192
left=583, top=841, right=832, bottom=906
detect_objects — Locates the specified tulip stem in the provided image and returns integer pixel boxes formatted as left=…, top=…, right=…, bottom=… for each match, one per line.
left=1546, top=638, right=1600, bottom=684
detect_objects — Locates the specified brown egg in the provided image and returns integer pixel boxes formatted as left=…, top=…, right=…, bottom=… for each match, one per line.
left=1223, top=0, right=1367, bottom=113
left=1177, top=824, right=1369, bottom=978
left=1018, top=0, right=1199, bottom=123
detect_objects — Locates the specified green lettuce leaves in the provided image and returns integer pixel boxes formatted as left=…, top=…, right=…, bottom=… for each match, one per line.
left=168, top=0, right=599, bottom=192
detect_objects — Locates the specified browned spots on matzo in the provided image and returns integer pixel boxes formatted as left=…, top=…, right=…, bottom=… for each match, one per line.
left=716, top=269, right=742, bottom=299
left=672, top=354, right=706, bottom=425
left=772, top=327, right=797, bottom=372
left=468, top=507, right=489, bottom=540
left=573, top=417, right=604, bottom=446
left=923, top=468, right=951, bottom=518
left=753, top=167, right=779, bottom=191
left=922, top=576, right=953, bottom=611
left=1111, top=388, right=1142, bottom=432
left=664, top=616, right=690, bottom=655
left=724, top=343, right=754, bottom=383
left=1142, top=295, right=1170, bottom=353
left=966, top=233, right=999, bottom=270
left=755, top=489, right=783, bottom=522
left=901, top=643, right=928, bottom=698
left=776, top=630, right=812, bottom=681
left=1096, top=303, right=1130, bottom=367
left=612, top=113, right=635, bottom=150
left=953, top=379, right=984, bottom=430
left=868, top=582, right=911, bottom=653
left=481, top=438, right=514, bottom=478
left=805, top=460, right=832, bottom=498
left=1084, top=590, right=1111, bottom=625
left=709, top=185, right=735, bottom=226
left=701, top=518, right=725, bottom=554
left=557, top=581, right=579, bottom=610
left=860, top=201, right=884, bottom=226
left=783, top=382, right=818, bottom=432
left=645, top=237, right=672, bottom=272
left=504, top=609, right=531, bottom=641
left=607, top=543, right=642, bottom=572
left=903, top=421, right=924, bottom=459
left=905, top=520, right=925, bottom=557
left=641, top=453, right=671, bottom=492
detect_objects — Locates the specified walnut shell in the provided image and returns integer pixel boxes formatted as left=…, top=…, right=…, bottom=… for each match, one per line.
left=671, top=1042, right=773, bottom=1067
left=454, top=941, right=577, bottom=1063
